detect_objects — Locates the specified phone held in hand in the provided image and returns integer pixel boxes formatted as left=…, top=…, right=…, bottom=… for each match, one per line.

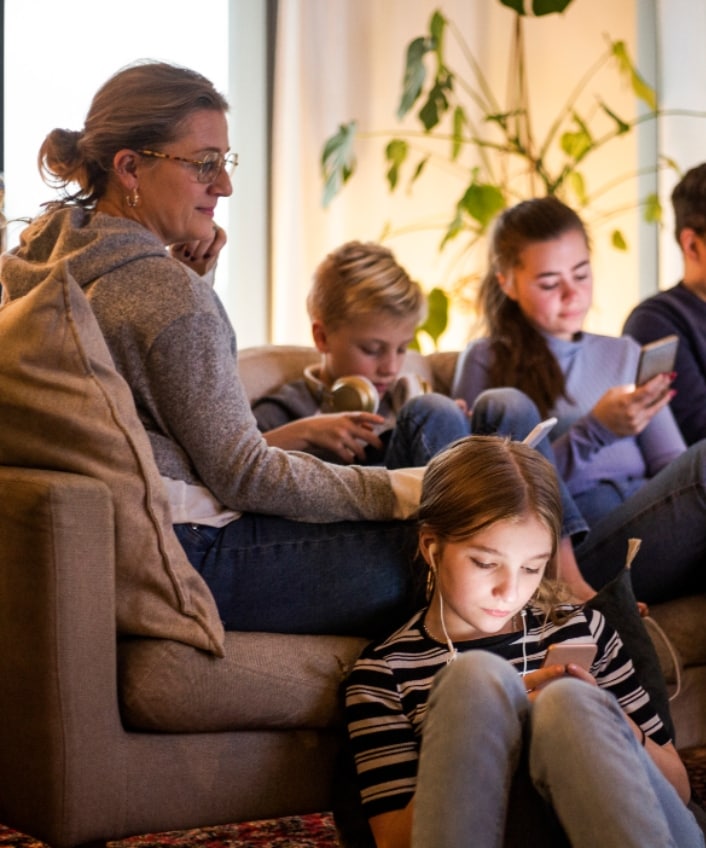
left=541, top=642, right=597, bottom=672
left=635, top=335, right=679, bottom=386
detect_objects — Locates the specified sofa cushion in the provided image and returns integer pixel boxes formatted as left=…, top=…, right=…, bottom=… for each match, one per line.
left=0, top=264, right=225, bottom=656
left=118, top=632, right=369, bottom=731
left=588, top=567, right=675, bottom=739
left=650, top=595, right=706, bottom=670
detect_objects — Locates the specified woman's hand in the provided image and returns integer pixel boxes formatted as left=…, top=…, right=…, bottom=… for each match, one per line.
left=263, top=412, right=386, bottom=463
left=523, top=662, right=597, bottom=703
left=591, top=373, right=675, bottom=437
left=170, top=224, right=227, bottom=276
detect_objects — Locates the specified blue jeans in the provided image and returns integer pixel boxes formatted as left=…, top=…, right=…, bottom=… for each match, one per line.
left=575, top=439, right=706, bottom=601
left=412, top=652, right=703, bottom=848
left=175, top=387, right=589, bottom=635
left=174, top=517, right=422, bottom=636
left=385, top=393, right=470, bottom=468
left=173, top=387, right=534, bottom=636
left=470, top=388, right=589, bottom=541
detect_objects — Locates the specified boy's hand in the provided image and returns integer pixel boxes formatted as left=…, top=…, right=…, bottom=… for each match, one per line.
left=263, top=412, right=386, bottom=462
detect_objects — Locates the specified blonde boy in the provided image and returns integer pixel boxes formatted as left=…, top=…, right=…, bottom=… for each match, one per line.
left=253, top=241, right=467, bottom=466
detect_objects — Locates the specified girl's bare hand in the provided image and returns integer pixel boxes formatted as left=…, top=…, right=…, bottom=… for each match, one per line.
left=591, top=374, right=674, bottom=437
left=523, top=662, right=597, bottom=702
left=170, top=224, right=227, bottom=276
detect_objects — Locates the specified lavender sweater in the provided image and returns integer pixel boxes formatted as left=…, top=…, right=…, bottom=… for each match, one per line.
left=1, top=207, right=402, bottom=523
left=452, top=333, right=686, bottom=496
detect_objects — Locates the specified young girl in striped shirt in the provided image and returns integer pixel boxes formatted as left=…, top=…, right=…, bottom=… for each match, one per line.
left=345, top=435, right=701, bottom=848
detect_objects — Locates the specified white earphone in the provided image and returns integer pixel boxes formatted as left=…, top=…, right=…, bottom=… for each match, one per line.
left=428, top=543, right=457, bottom=664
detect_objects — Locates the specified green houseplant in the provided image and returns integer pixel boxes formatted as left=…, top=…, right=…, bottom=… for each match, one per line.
left=321, top=0, right=696, bottom=346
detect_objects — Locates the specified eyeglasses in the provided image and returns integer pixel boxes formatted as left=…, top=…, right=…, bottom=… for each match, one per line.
left=136, top=149, right=239, bottom=184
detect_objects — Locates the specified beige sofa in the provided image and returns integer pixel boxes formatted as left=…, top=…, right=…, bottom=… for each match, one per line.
left=1, top=342, right=705, bottom=848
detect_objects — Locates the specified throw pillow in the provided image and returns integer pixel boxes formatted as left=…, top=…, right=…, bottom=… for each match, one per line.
left=0, top=263, right=225, bottom=656
left=588, top=567, right=675, bottom=740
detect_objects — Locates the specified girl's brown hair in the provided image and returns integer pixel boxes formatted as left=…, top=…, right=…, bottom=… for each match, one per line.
left=419, top=435, right=569, bottom=616
left=477, top=197, right=589, bottom=417
left=38, top=60, right=229, bottom=208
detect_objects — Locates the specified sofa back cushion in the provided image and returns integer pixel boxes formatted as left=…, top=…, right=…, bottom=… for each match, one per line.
left=0, top=264, right=225, bottom=656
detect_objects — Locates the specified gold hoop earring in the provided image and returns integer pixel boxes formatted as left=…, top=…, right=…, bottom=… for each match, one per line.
left=126, top=187, right=140, bottom=209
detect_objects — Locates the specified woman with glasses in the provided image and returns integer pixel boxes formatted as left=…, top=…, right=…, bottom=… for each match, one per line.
left=0, top=60, right=426, bottom=637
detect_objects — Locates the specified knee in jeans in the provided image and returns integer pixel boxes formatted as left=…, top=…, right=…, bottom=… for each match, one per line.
left=434, top=651, right=523, bottom=705
left=399, top=392, right=464, bottom=421
left=531, top=678, right=605, bottom=747
left=472, top=387, right=541, bottom=427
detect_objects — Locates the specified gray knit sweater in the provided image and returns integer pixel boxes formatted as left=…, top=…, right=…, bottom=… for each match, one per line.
left=1, top=207, right=399, bottom=523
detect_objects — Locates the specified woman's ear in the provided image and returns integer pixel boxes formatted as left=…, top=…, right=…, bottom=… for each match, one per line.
left=111, top=149, right=140, bottom=190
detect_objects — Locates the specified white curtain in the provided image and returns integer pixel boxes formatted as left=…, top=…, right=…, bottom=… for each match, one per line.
left=270, top=0, right=650, bottom=349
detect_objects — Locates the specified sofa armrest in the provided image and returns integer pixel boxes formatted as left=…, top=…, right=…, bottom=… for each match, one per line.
left=0, top=467, right=124, bottom=838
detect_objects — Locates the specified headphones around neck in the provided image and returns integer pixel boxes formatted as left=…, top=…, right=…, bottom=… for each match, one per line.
left=303, top=365, right=431, bottom=415
left=303, top=365, right=380, bottom=413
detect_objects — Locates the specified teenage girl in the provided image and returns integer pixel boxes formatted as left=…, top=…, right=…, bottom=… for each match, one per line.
left=345, top=436, right=701, bottom=848
left=452, top=196, right=706, bottom=604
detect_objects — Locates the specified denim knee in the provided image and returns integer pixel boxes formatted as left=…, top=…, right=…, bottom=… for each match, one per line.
left=432, top=651, right=528, bottom=717
left=530, top=677, right=619, bottom=759
left=398, top=392, right=467, bottom=428
left=471, top=387, right=541, bottom=438
left=390, top=392, right=469, bottom=467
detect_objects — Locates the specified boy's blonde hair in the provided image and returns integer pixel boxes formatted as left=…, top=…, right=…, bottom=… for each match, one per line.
left=419, top=435, right=571, bottom=617
left=307, top=241, right=426, bottom=331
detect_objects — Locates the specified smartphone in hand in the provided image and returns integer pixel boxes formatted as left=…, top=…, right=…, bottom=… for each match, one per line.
left=541, top=642, right=597, bottom=672
left=635, top=335, right=678, bottom=386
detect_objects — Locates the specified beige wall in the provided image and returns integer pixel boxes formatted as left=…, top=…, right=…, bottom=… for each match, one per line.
left=271, top=0, right=650, bottom=349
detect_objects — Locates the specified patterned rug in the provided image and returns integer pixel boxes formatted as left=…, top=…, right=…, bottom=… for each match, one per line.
left=0, top=812, right=341, bottom=847
left=3, top=750, right=706, bottom=847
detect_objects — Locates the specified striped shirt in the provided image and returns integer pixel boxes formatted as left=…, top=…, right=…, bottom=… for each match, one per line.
left=345, top=604, right=668, bottom=819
